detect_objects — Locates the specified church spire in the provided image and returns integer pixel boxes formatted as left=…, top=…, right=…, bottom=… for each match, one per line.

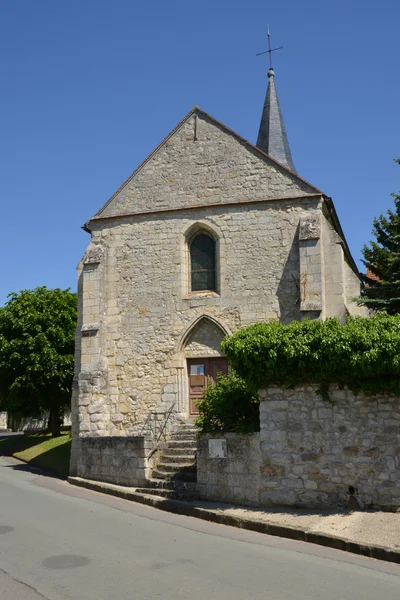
left=256, top=30, right=296, bottom=173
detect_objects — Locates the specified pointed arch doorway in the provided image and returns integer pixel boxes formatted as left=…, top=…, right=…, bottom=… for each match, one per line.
left=180, top=316, right=229, bottom=418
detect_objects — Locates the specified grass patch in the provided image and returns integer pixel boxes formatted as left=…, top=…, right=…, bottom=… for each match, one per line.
left=0, top=434, right=71, bottom=478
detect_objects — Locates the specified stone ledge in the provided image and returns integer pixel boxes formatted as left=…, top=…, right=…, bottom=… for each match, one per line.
left=300, top=301, right=322, bottom=312
left=81, top=323, right=100, bottom=333
left=183, top=291, right=220, bottom=300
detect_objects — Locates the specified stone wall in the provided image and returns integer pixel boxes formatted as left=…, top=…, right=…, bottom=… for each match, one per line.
left=96, top=111, right=317, bottom=218
left=74, top=197, right=320, bottom=440
left=0, top=412, right=71, bottom=433
left=259, top=386, right=400, bottom=509
left=299, top=210, right=366, bottom=323
left=76, top=436, right=152, bottom=487
left=0, top=411, right=7, bottom=431
left=197, top=433, right=261, bottom=505
left=196, top=387, right=400, bottom=510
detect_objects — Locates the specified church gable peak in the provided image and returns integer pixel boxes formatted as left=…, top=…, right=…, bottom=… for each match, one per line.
left=87, top=107, right=322, bottom=226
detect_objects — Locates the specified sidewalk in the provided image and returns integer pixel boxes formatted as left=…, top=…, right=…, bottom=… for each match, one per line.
left=68, top=476, right=400, bottom=564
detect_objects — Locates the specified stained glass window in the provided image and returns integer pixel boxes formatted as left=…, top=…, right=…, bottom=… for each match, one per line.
left=190, top=234, right=216, bottom=292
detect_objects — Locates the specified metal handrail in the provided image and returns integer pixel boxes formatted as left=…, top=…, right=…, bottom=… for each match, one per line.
left=156, top=401, right=176, bottom=443
left=140, top=402, right=176, bottom=443
left=141, top=402, right=177, bottom=462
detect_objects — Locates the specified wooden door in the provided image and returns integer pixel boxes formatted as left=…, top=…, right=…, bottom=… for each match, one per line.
left=208, top=357, right=228, bottom=383
left=187, top=357, right=228, bottom=416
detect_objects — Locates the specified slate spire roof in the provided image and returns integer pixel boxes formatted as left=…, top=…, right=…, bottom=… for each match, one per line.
left=256, top=68, right=296, bottom=173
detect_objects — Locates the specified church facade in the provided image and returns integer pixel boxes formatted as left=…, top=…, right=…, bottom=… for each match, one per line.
left=70, top=68, right=365, bottom=474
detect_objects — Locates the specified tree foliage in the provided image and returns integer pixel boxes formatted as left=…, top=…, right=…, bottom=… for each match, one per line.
left=0, top=287, right=77, bottom=436
left=222, top=314, right=400, bottom=397
left=195, top=373, right=260, bottom=434
left=358, top=159, right=400, bottom=313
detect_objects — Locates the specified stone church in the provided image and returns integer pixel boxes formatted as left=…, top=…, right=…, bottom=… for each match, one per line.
left=70, top=66, right=365, bottom=476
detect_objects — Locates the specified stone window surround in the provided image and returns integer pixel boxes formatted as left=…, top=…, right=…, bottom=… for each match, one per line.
left=189, top=232, right=217, bottom=293
left=183, top=222, right=221, bottom=299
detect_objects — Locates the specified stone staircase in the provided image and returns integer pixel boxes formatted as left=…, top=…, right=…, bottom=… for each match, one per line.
left=136, top=423, right=198, bottom=500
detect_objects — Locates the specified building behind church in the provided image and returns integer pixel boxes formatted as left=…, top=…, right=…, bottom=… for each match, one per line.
left=70, top=66, right=366, bottom=478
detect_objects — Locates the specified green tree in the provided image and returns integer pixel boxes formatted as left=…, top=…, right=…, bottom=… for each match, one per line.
left=358, top=159, right=400, bottom=313
left=0, top=287, right=77, bottom=436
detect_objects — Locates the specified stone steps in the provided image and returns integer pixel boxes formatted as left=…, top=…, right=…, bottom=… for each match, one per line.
left=158, top=454, right=196, bottom=465
left=135, top=487, right=197, bottom=501
left=144, top=478, right=197, bottom=493
left=164, top=440, right=197, bottom=450
left=151, top=423, right=198, bottom=487
left=156, top=462, right=196, bottom=474
left=152, top=469, right=197, bottom=482
left=168, top=430, right=199, bottom=441
left=161, top=447, right=196, bottom=458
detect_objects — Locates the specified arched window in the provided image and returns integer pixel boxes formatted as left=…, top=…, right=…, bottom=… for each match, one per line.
left=190, top=233, right=216, bottom=292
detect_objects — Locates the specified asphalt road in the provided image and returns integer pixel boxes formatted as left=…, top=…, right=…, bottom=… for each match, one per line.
left=0, top=457, right=399, bottom=600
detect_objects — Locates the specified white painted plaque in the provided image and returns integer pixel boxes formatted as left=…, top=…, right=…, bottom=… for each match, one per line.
left=208, top=438, right=227, bottom=458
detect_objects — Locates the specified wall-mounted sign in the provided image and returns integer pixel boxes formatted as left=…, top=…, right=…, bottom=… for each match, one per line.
left=208, top=438, right=227, bottom=458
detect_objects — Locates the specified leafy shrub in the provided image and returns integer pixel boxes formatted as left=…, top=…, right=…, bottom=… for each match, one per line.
left=195, top=373, right=260, bottom=434
left=222, top=313, right=400, bottom=396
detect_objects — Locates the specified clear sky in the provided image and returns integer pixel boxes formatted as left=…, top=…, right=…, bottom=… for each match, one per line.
left=1, top=0, right=399, bottom=305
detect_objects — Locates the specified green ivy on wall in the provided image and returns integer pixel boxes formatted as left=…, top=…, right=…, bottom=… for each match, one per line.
left=222, top=313, right=400, bottom=397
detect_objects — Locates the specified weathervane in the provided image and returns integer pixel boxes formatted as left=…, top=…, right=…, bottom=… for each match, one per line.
left=256, top=26, right=283, bottom=70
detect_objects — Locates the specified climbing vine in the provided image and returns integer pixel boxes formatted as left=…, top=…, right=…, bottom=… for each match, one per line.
left=221, top=313, right=400, bottom=396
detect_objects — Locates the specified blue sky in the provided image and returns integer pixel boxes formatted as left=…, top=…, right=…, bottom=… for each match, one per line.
left=1, top=1, right=399, bottom=305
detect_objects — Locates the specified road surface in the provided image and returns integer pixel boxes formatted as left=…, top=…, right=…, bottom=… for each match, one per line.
left=0, top=456, right=399, bottom=600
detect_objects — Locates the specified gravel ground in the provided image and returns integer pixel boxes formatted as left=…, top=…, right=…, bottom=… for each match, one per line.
left=200, top=503, right=400, bottom=550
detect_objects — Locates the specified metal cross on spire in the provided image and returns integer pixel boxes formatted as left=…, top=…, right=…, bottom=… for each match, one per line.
left=256, top=26, right=283, bottom=69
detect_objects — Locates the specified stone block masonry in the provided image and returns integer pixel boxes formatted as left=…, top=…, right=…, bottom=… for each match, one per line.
left=97, top=112, right=316, bottom=219
left=260, top=386, right=400, bottom=509
left=197, top=433, right=262, bottom=505
left=0, top=411, right=7, bottom=430
left=76, top=436, right=152, bottom=487
left=197, top=387, right=400, bottom=510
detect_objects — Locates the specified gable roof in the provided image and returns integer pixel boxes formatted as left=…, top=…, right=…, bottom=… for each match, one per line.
left=87, top=106, right=324, bottom=226
left=83, top=106, right=360, bottom=278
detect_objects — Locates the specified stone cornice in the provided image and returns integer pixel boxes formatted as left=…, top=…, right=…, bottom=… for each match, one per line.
left=85, top=193, right=323, bottom=229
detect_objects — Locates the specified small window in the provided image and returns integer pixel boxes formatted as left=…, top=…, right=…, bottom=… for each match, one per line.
left=190, top=233, right=216, bottom=292
left=190, top=364, right=205, bottom=375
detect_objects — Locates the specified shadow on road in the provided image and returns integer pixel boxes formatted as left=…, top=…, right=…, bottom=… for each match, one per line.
left=0, top=436, right=71, bottom=480
left=1, top=459, right=62, bottom=479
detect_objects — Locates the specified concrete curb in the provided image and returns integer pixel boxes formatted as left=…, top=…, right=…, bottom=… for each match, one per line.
left=68, top=476, right=400, bottom=565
